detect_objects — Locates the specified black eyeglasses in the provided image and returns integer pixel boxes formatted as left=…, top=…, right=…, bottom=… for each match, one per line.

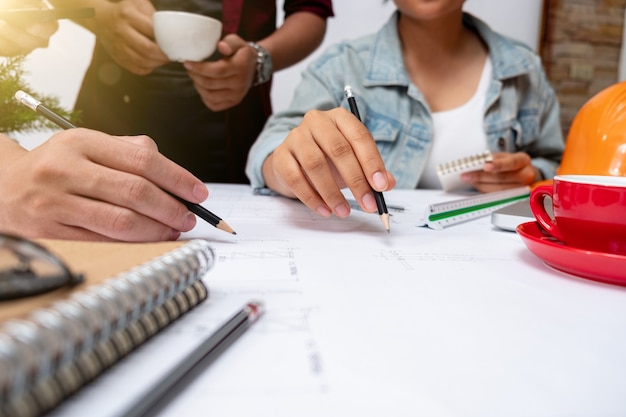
left=0, top=233, right=84, bottom=300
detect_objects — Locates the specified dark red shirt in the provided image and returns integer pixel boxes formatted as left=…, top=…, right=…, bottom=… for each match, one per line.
left=224, top=0, right=334, bottom=37
left=222, top=0, right=334, bottom=182
left=75, top=1, right=334, bottom=183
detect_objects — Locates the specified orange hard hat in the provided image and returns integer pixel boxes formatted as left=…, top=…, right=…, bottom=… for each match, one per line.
left=557, top=81, right=626, bottom=176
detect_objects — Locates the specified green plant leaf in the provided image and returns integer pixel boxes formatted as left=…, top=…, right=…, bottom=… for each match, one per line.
left=0, top=56, right=79, bottom=133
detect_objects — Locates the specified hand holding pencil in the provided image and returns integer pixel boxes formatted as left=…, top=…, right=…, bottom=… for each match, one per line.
left=5, top=90, right=234, bottom=242
left=344, top=86, right=390, bottom=231
left=259, top=87, right=395, bottom=230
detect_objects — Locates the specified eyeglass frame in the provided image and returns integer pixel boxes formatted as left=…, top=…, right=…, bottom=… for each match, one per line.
left=0, top=233, right=84, bottom=301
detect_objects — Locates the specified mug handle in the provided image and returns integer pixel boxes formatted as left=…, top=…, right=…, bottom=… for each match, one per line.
left=529, top=185, right=564, bottom=241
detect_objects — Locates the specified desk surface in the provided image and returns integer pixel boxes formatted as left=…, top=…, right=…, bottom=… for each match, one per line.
left=51, top=184, right=626, bottom=417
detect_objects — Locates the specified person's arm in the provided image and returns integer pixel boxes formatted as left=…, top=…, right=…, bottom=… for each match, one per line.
left=47, top=0, right=168, bottom=75
left=257, top=11, right=327, bottom=72
left=0, top=0, right=58, bottom=56
left=246, top=59, right=395, bottom=218
left=0, top=130, right=208, bottom=242
left=184, top=11, right=328, bottom=112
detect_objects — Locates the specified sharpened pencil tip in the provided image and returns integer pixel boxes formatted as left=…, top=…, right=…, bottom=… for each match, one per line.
left=380, top=213, right=390, bottom=233
left=217, top=220, right=236, bottom=235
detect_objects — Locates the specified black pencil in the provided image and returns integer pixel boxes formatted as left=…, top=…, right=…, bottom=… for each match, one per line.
left=343, top=86, right=390, bottom=232
left=14, top=90, right=236, bottom=235
left=166, top=190, right=235, bottom=234
left=15, top=90, right=76, bottom=130
left=119, top=300, right=264, bottom=417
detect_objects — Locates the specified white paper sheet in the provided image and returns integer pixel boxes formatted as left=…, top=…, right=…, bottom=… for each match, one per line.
left=50, top=184, right=626, bottom=417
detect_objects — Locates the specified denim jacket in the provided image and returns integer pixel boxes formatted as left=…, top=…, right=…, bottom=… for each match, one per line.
left=246, top=12, right=564, bottom=189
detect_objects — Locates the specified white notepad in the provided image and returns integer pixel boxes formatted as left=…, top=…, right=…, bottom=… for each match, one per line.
left=437, top=150, right=493, bottom=191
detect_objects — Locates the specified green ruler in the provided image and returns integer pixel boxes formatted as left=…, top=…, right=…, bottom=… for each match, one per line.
left=419, top=186, right=531, bottom=230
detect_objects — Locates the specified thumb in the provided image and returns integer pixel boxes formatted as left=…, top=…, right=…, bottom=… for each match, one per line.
left=217, top=33, right=248, bottom=57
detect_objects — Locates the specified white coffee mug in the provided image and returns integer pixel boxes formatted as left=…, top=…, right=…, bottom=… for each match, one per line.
left=153, top=11, right=222, bottom=62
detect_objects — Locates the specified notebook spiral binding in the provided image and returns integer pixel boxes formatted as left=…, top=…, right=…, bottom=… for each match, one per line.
left=436, top=150, right=493, bottom=176
left=0, top=239, right=214, bottom=417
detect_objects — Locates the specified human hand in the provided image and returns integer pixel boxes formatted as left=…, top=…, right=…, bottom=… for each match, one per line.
left=183, top=34, right=257, bottom=112
left=262, top=108, right=396, bottom=218
left=0, top=0, right=58, bottom=56
left=460, top=151, right=541, bottom=192
left=93, top=0, right=168, bottom=75
left=0, top=129, right=209, bottom=242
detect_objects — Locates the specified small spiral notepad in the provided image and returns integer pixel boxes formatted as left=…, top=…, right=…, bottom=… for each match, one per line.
left=0, top=239, right=214, bottom=417
left=437, top=150, right=493, bottom=191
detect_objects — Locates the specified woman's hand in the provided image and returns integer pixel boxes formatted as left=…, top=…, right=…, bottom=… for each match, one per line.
left=461, top=151, right=541, bottom=192
left=262, top=108, right=395, bottom=218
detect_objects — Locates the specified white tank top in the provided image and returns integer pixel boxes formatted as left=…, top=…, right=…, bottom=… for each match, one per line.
left=417, top=58, right=492, bottom=189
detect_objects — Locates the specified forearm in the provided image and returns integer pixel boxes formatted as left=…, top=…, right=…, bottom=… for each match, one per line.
left=46, top=0, right=113, bottom=33
left=257, top=12, right=326, bottom=72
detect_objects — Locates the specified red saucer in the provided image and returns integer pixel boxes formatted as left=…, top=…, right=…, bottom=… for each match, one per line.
left=517, top=221, right=626, bottom=286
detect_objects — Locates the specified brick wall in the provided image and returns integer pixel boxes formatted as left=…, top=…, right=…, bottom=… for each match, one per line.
left=540, top=0, right=625, bottom=139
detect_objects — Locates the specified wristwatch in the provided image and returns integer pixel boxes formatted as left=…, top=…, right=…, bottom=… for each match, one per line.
left=247, top=41, right=273, bottom=86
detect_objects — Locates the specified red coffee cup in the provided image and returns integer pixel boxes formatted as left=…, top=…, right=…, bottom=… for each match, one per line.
left=530, top=175, right=626, bottom=254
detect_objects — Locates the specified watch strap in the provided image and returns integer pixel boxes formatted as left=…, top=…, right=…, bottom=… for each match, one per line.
left=247, top=41, right=272, bottom=86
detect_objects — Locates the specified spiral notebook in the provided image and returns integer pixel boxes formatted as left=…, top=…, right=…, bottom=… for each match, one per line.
left=0, top=238, right=214, bottom=417
left=437, top=150, right=493, bottom=191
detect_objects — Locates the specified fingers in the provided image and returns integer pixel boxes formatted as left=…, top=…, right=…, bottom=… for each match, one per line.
left=461, top=152, right=536, bottom=192
left=44, top=129, right=207, bottom=235
left=52, top=194, right=186, bottom=242
left=216, top=33, right=248, bottom=57
left=185, top=35, right=253, bottom=79
left=98, top=0, right=168, bottom=74
left=267, top=108, right=393, bottom=217
left=272, top=127, right=351, bottom=218
left=132, top=0, right=159, bottom=37
left=14, top=190, right=183, bottom=242
left=183, top=35, right=256, bottom=110
left=116, top=134, right=159, bottom=151
left=323, top=110, right=391, bottom=211
left=67, top=158, right=198, bottom=235
left=335, top=111, right=393, bottom=192
left=483, top=152, right=531, bottom=173
left=60, top=129, right=208, bottom=204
